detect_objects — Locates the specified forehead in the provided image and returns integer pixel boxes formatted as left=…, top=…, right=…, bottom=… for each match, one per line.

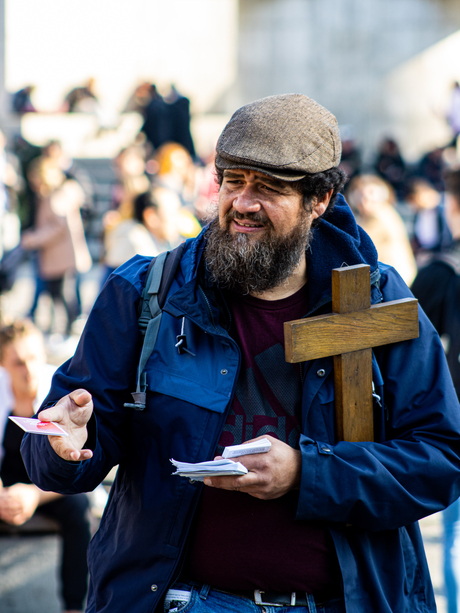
left=2, top=335, right=44, bottom=362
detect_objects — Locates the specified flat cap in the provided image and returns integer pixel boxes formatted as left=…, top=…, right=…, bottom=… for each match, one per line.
left=216, top=93, right=341, bottom=181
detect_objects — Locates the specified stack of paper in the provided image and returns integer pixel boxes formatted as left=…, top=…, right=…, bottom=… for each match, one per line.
left=170, top=458, right=248, bottom=480
left=171, top=438, right=272, bottom=480
left=222, top=438, right=271, bottom=458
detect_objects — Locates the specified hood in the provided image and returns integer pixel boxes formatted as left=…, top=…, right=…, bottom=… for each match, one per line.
left=306, top=193, right=379, bottom=312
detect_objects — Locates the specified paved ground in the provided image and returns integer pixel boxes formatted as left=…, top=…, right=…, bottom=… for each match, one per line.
left=0, top=263, right=450, bottom=612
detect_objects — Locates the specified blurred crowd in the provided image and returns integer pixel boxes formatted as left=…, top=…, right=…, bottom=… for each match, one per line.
left=0, top=80, right=220, bottom=339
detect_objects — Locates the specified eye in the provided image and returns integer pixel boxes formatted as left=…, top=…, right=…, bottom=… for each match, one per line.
left=261, top=183, right=278, bottom=193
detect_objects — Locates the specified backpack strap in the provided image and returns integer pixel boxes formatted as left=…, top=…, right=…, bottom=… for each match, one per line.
left=124, top=243, right=185, bottom=411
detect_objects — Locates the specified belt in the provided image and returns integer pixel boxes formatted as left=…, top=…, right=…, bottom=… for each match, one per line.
left=244, top=589, right=308, bottom=606
left=213, top=587, right=322, bottom=607
left=181, top=580, right=343, bottom=608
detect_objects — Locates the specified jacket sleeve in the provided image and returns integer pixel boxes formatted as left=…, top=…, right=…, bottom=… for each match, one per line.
left=296, top=266, right=460, bottom=531
left=21, top=256, right=150, bottom=494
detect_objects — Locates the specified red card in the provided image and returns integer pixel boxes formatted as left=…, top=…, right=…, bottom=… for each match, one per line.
left=8, top=416, right=69, bottom=436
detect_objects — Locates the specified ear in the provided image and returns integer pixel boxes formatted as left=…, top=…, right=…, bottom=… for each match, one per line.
left=311, top=189, right=334, bottom=220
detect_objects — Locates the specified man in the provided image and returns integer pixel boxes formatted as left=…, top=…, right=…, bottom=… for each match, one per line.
left=21, top=94, right=460, bottom=613
left=0, top=319, right=91, bottom=613
left=412, top=167, right=460, bottom=613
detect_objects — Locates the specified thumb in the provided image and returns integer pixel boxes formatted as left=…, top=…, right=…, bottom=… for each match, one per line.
left=68, top=388, right=92, bottom=407
left=39, top=389, right=93, bottom=423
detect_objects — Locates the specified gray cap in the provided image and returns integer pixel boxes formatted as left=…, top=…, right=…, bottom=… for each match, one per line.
left=215, top=93, right=341, bottom=181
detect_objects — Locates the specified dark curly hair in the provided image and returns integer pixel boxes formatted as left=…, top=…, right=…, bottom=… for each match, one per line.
left=214, top=165, right=347, bottom=224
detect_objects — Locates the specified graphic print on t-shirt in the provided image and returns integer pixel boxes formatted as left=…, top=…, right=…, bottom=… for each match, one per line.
left=215, top=277, right=313, bottom=456
left=217, top=342, right=302, bottom=454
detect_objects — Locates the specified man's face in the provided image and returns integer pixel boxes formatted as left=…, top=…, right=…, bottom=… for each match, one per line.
left=205, top=169, right=319, bottom=295
left=218, top=169, right=306, bottom=239
left=0, top=335, right=45, bottom=400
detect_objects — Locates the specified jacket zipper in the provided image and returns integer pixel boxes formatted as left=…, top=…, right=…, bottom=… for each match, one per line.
left=198, top=285, right=219, bottom=332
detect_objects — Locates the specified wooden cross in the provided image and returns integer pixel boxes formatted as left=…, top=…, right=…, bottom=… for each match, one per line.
left=284, top=264, right=419, bottom=442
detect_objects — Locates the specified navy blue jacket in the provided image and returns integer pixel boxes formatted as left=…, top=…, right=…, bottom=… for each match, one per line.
left=22, top=195, right=460, bottom=612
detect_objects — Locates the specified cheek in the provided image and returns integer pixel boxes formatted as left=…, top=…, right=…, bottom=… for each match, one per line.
left=218, top=195, right=232, bottom=224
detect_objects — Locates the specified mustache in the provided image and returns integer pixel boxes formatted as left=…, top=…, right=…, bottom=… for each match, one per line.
left=225, top=209, right=272, bottom=227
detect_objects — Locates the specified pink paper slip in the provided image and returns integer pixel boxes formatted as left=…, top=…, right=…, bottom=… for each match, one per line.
left=8, top=416, right=69, bottom=436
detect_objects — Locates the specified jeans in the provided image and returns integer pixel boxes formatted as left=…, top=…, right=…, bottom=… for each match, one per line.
left=444, top=499, right=460, bottom=613
left=165, top=583, right=346, bottom=613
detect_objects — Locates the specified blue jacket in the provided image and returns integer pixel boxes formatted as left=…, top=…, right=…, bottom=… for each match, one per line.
left=22, top=195, right=460, bottom=612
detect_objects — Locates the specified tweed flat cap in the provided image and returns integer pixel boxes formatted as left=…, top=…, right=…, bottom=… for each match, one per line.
left=215, top=93, right=341, bottom=181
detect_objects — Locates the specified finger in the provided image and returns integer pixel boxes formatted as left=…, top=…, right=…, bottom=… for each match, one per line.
left=70, top=449, right=93, bottom=462
left=53, top=441, right=93, bottom=463
left=203, top=471, right=261, bottom=491
left=47, top=434, right=93, bottom=462
left=69, top=388, right=93, bottom=407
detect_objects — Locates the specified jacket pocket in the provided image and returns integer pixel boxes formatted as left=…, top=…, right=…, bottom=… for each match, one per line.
left=146, top=369, right=230, bottom=414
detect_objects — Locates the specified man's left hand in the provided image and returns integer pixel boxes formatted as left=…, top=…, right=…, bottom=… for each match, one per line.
left=203, top=436, right=301, bottom=500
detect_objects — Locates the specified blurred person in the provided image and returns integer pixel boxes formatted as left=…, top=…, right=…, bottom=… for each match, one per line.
left=164, top=84, right=196, bottom=158
left=111, top=144, right=150, bottom=220
left=21, top=157, right=92, bottom=336
left=0, top=130, right=23, bottom=293
left=152, top=142, right=202, bottom=245
left=123, top=81, right=155, bottom=118
left=44, top=140, right=95, bottom=207
left=194, top=150, right=220, bottom=223
left=11, top=135, right=42, bottom=232
left=405, top=177, right=452, bottom=266
left=141, top=84, right=170, bottom=151
left=347, top=174, right=417, bottom=285
left=11, top=85, right=37, bottom=114
left=374, top=137, right=407, bottom=200
left=102, top=191, right=167, bottom=283
left=61, top=78, right=99, bottom=113
left=338, top=125, right=361, bottom=184
left=411, top=167, right=460, bottom=613
left=418, top=146, right=447, bottom=193
left=0, top=131, right=21, bottom=255
left=0, top=319, right=90, bottom=613
left=30, top=141, right=94, bottom=320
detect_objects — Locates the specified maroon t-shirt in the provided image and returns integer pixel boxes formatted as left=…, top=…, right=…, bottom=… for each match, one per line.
left=183, top=286, right=342, bottom=595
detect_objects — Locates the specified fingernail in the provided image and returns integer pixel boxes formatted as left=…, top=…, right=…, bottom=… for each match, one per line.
left=203, top=478, right=213, bottom=487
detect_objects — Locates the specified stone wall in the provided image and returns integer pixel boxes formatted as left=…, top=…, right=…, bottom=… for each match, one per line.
left=236, top=0, right=460, bottom=160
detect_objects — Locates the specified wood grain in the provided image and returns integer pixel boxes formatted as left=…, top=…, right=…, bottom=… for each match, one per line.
left=284, top=298, right=419, bottom=363
left=334, top=349, right=374, bottom=442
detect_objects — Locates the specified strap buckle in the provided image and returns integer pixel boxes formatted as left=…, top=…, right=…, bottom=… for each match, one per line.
left=254, top=590, right=296, bottom=607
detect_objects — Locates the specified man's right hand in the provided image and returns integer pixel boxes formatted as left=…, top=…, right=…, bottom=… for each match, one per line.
left=38, top=389, right=94, bottom=462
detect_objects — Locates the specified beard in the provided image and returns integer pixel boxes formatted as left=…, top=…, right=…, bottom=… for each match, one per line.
left=204, top=208, right=313, bottom=295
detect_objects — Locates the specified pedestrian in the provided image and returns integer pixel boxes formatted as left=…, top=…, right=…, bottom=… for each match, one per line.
left=346, top=174, right=417, bottom=285
left=0, top=319, right=90, bottom=613
left=21, top=94, right=460, bottom=613
left=411, top=166, right=460, bottom=613
left=21, top=157, right=92, bottom=336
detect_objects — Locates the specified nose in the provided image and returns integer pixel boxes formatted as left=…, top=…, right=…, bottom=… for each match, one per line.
left=232, top=185, right=261, bottom=215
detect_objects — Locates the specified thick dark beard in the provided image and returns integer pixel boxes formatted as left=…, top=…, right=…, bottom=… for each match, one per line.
left=204, top=210, right=312, bottom=295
